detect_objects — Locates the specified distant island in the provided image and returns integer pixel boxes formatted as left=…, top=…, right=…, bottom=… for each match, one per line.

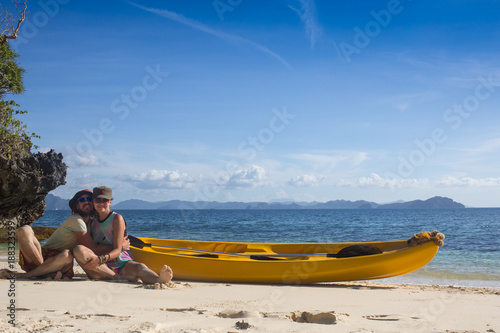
left=45, top=195, right=465, bottom=210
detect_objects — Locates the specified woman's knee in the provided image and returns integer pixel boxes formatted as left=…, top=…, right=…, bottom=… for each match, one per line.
left=71, top=245, right=87, bottom=260
left=123, top=261, right=147, bottom=274
left=138, top=262, right=150, bottom=273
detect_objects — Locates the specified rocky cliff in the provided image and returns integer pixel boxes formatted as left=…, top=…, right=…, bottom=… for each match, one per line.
left=0, top=149, right=66, bottom=229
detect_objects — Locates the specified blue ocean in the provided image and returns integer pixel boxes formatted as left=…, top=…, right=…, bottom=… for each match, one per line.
left=33, top=208, right=499, bottom=288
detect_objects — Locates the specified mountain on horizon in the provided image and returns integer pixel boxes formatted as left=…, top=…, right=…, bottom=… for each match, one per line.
left=44, top=195, right=465, bottom=210
left=45, top=194, right=70, bottom=210
left=376, top=196, right=465, bottom=209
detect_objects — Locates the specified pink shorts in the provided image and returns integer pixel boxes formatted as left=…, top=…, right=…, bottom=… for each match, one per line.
left=105, top=251, right=133, bottom=274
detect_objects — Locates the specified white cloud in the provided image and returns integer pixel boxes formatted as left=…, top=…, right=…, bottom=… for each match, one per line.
left=436, top=176, right=500, bottom=187
left=36, top=147, right=53, bottom=154
left=275, top=189, right=290, bottom=199
left=129, top=2, right=291, bottom=69
left=351, top=152, right=368, bottom=166
left=50, top=173, right=99, bottom=200
left=224, top=165, right=267, bottom=188
left=287, top=174, right=326, bottom=187
left=120, top=169, right=195, bottom=190
left=66, top=153, right=106, bottom=168
left=68, top=173, right=98, bottom=188
left=338, top=173, right=429, bottom=189
left=289, top=0, right=321, bottom=49
left=330, top=174, right=500, bottom=189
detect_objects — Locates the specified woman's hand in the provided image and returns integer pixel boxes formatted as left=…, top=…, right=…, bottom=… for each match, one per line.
left=82, top=255, right=101, bottom=270
left=122, top=236, right=131, bottom=251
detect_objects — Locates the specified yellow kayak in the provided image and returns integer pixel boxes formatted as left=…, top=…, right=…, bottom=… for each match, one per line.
left=129, top=231, right=444, bottom=284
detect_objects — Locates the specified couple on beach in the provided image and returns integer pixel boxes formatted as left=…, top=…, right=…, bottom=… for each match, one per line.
left=1, top=186, right=173, bottom=284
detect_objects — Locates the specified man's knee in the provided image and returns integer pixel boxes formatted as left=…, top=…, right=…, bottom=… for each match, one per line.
left=59, top=249, right=74, bottom=263
left=60, top=249, right=72, bottom=257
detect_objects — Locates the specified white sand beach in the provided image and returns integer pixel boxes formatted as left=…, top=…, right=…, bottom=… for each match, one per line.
left=1, top=261, right=499, bottom=333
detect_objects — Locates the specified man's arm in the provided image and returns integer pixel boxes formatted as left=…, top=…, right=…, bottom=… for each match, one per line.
left=74, top=231, right=113, bottom=255
left=74, top=231, right=130, bottom=255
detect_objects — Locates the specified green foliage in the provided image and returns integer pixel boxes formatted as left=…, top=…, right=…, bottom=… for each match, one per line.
left=0, top=40, right=39, bottom=160
left=1, top=100, right=40, bottom=159
left=0, top=42, right=24, bottom=95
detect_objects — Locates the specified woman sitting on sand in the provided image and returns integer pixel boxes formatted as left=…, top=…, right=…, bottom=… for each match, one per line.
left=73, top=186, right=173, bottom=284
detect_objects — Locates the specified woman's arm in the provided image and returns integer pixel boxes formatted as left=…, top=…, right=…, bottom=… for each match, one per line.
left=106, top=213, right=126, bottom=261
left=92, top=214, right=127, bottom=266
left=80, top=214, right=128, bottom=270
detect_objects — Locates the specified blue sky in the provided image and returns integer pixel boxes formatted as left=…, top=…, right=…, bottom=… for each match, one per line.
left=8, top=0, right=500, bottom=207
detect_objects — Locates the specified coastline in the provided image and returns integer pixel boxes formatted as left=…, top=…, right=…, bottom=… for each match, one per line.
left=29, top=209, right=500, bottom=291
left=2, top=243, right=499, bottom=290
left=1, top=257, right=499, bottom=332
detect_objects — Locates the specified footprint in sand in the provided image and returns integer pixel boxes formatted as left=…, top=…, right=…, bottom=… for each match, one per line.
left=363, top=314, right=402, bottom=321
left=289, top=311, right=337, bottom=325
left=159, top=307, right=207, bottom=315
left=69, top=313, right=131, bottom=320
left=216, top=310, right=262, bottom=319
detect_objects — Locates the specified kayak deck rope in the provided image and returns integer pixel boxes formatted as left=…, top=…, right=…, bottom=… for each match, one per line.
left=407, top=230, right=445, bottom=247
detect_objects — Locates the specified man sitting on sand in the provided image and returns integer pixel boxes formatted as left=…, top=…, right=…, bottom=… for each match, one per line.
left=72, top=186, right=173, bottom=284
left=1, top=189, right=128, bottom=280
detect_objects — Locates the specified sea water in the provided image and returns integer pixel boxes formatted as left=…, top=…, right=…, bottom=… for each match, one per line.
left=32, top=208, right=500, bottom=288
